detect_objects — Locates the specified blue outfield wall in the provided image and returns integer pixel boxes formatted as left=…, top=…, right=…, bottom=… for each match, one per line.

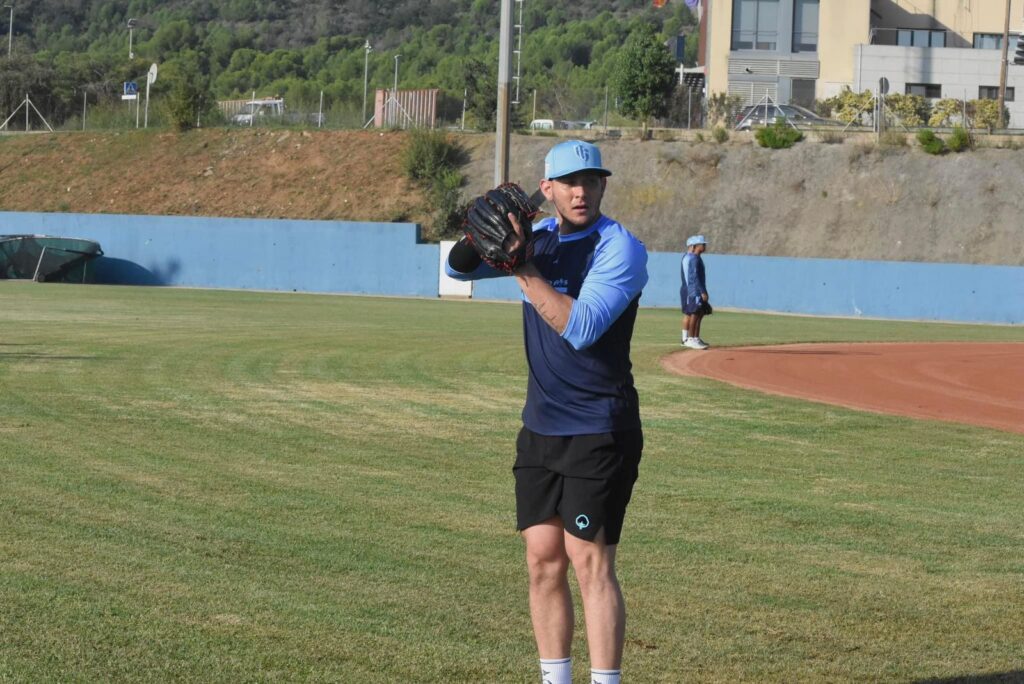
left=0, top=212, right=440, bottom=297
left=2, top=212, right=1021, bottom=324
left=644, top=252, right=1024, bottom=325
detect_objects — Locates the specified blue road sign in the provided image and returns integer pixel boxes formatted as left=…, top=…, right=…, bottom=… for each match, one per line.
left=123, top=81, right=139, bottom=96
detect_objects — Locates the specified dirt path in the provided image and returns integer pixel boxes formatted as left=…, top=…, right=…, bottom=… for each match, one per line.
left=662, top=342, right=1024, bottom=435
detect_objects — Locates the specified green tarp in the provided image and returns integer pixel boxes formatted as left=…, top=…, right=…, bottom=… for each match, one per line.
left=0, top=235, right=103, bottom=283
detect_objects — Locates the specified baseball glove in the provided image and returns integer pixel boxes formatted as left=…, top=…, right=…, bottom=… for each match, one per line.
left=463, top=182, right=540, bottom=273
left=699, top=301, right=714, bottom=316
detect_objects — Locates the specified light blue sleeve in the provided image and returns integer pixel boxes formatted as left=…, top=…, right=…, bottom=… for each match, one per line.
left=561, top=231, right=648, bottom=350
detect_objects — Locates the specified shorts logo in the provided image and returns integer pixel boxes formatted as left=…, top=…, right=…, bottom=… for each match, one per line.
left=575, top=514, right=590, bottom=530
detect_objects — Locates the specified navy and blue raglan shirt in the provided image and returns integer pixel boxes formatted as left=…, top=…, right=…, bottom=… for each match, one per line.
left=680, top=251, right=706, bottom=305
left=446, top=214, right=649, bottom=436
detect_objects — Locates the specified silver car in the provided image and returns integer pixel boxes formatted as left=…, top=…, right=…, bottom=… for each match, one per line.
left=734, top=104, right=841, bottom=130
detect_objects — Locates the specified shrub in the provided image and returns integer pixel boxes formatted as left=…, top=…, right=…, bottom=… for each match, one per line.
left=403, top=128, right=464, bottom=182
left=402, top=129, right=467, bottom=239
left=947, top=125, right=972, bottom=152
left=819, top=87, right=874, bottom=124
left=706, top=92, right=743, bottom=127
left=916, top=129, right=946, bottom=155
left=929, top=98, right=964, bottom=127
left=817, top=130, right=845, bottom=144
left=711, top=126, right=728, bottom=143
left=429, top=168, right=467, bottom=240
left=967, top=99, right=1004, bottom=130
left=879, top=130, right=908, bottom=147
left=884, top=93, right=929, bottom=127
left=754, top=118, right=803, bottom=148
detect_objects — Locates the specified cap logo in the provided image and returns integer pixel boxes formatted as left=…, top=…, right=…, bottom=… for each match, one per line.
left=573, top=144, right=591, bottom=163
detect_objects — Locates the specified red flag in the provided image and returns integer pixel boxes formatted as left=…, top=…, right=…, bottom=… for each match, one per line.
left=653, top=0, right=668, bottom=7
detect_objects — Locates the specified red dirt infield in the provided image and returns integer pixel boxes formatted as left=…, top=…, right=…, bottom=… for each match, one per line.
left=662, top=342, right=1024, bottom=435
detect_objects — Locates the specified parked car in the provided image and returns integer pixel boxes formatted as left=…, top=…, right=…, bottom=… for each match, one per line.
left=734, top=104, right=842, bottom=130
left=230, top=98, right=324, bottom=126
left=231, top=98, right=286, bottom=125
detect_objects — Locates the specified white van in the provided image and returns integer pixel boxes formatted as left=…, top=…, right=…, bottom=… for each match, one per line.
left=529, top=119, right=555, bottom=130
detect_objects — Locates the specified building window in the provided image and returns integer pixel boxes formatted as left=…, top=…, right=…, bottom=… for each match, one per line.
left=897, top=29, right=946, bottom=47
left=792, top=79, right=816, bottom=108
left=792, top=0, right=819, bottom=52
left=906, top=83, right=942, bottom=98
left=973, top=33, right=1020, bottom=49
left=732, top=0, right=780, bottom=51
left=980, top=86, right=1014, bottom=102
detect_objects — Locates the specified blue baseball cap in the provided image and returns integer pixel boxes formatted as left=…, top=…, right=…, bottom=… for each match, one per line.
left=544, top=140, right=612, bottom=180
left=686, top=235, right=707, bottom=247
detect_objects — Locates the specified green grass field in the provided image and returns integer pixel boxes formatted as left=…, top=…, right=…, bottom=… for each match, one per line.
left=2, top=282, right=1023, bottom=683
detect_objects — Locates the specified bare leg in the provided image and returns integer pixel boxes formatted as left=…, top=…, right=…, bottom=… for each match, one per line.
left=522, top=519, right=574, bottom=659
left=565, top=529, right=624, bottom=670
left=687, top=313, right=702, bottom=339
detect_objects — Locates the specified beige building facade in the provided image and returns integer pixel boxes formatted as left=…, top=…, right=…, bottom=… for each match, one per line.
left=702, top=0, right=1024, bottom=119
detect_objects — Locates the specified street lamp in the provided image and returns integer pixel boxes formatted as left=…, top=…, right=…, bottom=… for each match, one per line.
left=362, top=40, right=372, bottom=125
left=127, top=17, right=135, bottom=60
left=5, top=4, right=13, bottom=58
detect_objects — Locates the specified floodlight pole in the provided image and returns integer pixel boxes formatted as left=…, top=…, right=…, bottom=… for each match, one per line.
left=362, top=40, right=372, bottom=125
left=494, top=0, right=513, bottom=185
left=127, top=17, right=135, bottom=60
left=5, top=4, right=13, bottom=57
left=390, top=54, right=401, bottom=127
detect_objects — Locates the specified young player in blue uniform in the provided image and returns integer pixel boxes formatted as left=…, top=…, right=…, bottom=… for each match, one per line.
left=680, top=234, right=710, bottom=349
left=446, top=140, right=648, bottom=684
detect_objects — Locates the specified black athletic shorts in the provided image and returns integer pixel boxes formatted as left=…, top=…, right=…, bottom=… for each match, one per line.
left=513, top=426, right=643, bottom=544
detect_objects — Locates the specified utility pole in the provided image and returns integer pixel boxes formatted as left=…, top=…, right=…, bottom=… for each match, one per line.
left=997, top=0, right=1011, bottom=129
left=494, top=0, right=513, bottom=185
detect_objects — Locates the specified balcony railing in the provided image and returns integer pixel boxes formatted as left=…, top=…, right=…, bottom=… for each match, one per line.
left=731, top=30, right=779, bottom=51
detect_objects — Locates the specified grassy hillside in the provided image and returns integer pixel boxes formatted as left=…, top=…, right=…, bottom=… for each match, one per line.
left=3, top=127, right=1023, bottom=266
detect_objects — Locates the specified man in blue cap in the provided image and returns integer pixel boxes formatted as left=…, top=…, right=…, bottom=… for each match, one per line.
left=446, top=140, right=648, bottom=684
left=680, top=234, right=710, bottom=349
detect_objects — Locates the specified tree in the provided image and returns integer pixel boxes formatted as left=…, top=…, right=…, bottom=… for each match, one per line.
left=462, top=56, right=497, bottom=131
left=611, top=24, right=676, bottom=137
left=162, top=50, right=216, bottom=131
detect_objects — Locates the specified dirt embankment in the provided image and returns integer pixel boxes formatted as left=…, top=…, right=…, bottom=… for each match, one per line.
left=1, top=129, right=1021, bottom=266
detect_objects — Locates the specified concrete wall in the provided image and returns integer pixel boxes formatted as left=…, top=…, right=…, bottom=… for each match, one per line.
left=871, top=0, right=1024, bottom=42
left=855, top=45, right=1024, bottom=127
left=2, top=211, right=1021, bottom=325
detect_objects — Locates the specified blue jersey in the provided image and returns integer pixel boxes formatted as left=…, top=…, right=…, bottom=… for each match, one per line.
left=447, top=215, right=649, bottom=436
left=680, top=251, right=706, bottom=302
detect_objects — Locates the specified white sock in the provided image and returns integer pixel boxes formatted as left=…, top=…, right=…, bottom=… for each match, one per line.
left=540, top=657, right=571, bottom=684
left=591, top=668, right=621, bottom=684
left=682, top=331, right=689, bottom=341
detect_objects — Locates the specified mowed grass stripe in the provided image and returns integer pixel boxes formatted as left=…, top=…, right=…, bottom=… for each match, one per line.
left=1, top=282, right=1022, bottom=683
